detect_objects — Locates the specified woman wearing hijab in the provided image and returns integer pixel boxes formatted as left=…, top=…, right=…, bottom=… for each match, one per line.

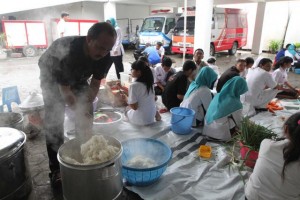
left=106, top=18, right=125, bottom=80
left=203, top=76, right=248, bottom=141
left=180, top=67, right=218, bottom=127
left=284, top=44, right=300, bottom=69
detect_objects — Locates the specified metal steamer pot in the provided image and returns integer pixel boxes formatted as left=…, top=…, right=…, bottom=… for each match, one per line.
left=0, top=128, right=32, bottom=200
left=58, top=135, right=123, bottom=200
left=0, top=112, right=23, bottom=130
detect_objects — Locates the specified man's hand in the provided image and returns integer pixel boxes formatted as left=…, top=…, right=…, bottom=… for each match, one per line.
left=58, top=85, right=76, bottom=108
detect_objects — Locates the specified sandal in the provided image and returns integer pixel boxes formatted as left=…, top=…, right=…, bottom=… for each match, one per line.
left=49, top=170, right=62, bottom=189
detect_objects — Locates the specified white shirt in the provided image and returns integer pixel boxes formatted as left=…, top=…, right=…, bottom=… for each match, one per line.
left=127, top=82, right=156, bottom=126
left=180, top=87, right=213, bottom=126
left=245, top=67, right=277, bottom=105
left=57, top=19, right=66, bottom=38
left=110, top=26, right=124, bottom=57
left=203, top=110, right=242, bottom=141
left=272, top=67, right=288, bottom=84
left=157, top=46, right=165, bottom=57
left=154, top=65, right=176, bottom=86
left=207, top=63, right=220, bottom=76
left=245, top=139, right=300, bottom=200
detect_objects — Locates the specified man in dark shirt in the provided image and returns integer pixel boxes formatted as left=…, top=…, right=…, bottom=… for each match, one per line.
left=162, top=60, right=197, bottom=110
left=38, top=22, right=116, bottom=188
left=216, top=59, right=246, bottom=92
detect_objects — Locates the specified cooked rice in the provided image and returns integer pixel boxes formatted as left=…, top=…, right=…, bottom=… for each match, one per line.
left=126, top=155, right=157, bottom=168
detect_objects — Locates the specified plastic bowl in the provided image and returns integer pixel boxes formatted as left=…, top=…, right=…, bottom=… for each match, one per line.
left=295, top=68, right=300, bottom=74
left=121, top=138, right=172, bottom=186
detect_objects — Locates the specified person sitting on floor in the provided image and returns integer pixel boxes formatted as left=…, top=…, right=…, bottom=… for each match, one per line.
left=154, top=56, right=176, bottom=95
left=240, top=57, right=254, bottom=78
left=274, top=43, right=291, bottom=66
left=122, top=60, right=160, bottom=125
left=284, top=44, right=300, bottom=69
left=216, top=58, right=246, bottom=92
left=245, top=112, right=300, bottom=200
left=272, top=56, right=299, bottom=99
left=180, top=67, right=218, bottom=127
left=162, top=60, right=197, bottom=111
left=244, top=58, right=283, bottom=116
left=207, top=57, right=220, bottom=77
left=142, top=43, right=161, bottom=66
left=203, top=76, right=248, bottom=142
left=156, top=42, right=165, bottom=60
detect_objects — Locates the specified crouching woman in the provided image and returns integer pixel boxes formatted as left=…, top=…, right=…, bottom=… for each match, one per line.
left=122, top=60, right=160, bottom=125
left=203, top=76, right=248, bottom=141
left=245, top=112, right=300, bottom=200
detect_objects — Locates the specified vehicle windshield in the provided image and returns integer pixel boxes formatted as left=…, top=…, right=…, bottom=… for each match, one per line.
left=173, top=16, right=195, bottom=36
left=140, top=17, right=165, bottom=32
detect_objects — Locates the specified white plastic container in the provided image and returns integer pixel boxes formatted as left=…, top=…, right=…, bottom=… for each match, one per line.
left=120, top=72, right=132, bottom=88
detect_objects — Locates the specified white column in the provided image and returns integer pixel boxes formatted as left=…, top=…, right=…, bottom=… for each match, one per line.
left=251, top=2, right=266, bottom=55
left=104, top=2, right=116, bottom=21
left=194, top=0, right=214, bottom=60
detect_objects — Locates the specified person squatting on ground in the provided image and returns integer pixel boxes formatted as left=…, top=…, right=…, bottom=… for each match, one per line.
left=284, top=44, right=300, bottom=69
left=240, top=57, right=254, bottom=78
left=162, top=60, right=197, bottom=111
left=180, top=67, right=218, bottom=127
left=245, top=112, right=300, bottom=200
left=142, top=43, right=161, bottom=66
left=122, top=60, right=161, bottom=125
left=38, top=22, right=116, bottom=188
left=105, top=18, right=125, bottom=80
left=154, top=56, right=176, bottom=95
left=244, top=58, right=283, bottom=116
left=216, top=58, right=247, bottom=92
left=272, top=56, right=299, bottom=99
left=156, top=42, right=165, bottom=60
left=203, top=76, right=248, bottom=142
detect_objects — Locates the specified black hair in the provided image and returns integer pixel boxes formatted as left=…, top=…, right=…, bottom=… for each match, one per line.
left=258, top=58, right=272, bottom=67
left=281, top=112, right=300, bottom=180
left=138, top=56, right=149, bottom=66
left=61, top=12, right=69, bottom=18
left=162, top=56, right=172, bottom=68
left=207, top=57, right=216, bottom=64
left=182, top=60, right=197, bottom=71
left=87, top=22, right=116, bottom=40
left=274, top=56, right=293, bottom=70
left=245, top=57, right=254, bottom=65
left=236, top=58, right=247, bottom=63
left=156, top=42, right=163, bottom=47
left=131, top=60, right=154, bottom=94
left=194, top=48, right=204, bottom=55
left=285, top=43, right=291, bottom=49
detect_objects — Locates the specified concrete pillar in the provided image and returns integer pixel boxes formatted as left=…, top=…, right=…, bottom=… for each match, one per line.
left=251, top=2, right=266, bottom=55
left=194, top=0, right=214, bottom=60
left=104, top=1, right=116, bottom=21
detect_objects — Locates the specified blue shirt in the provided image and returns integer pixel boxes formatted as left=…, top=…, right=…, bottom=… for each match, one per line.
left=143, top=47, right=161, bottom=65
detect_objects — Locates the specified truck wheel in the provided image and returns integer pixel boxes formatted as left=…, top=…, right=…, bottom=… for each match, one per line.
left=228, top=42, right=238, bottom=55
left=23, top=45, right=37, bottom=57
left=210, top=44, right=215, bottom=56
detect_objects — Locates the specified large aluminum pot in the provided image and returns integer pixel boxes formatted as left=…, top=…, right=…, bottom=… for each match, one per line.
left=58, top=135, right=123, bottom=200
left=0, top=128, right=32, bottom=200
left=0, top=112, right=23, bottom=130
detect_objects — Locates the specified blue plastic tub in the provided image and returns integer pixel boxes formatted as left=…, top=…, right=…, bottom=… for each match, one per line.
left=295, top=68, right=300, bottom=74
left=170, top=107, right=195, bottom=135
left=121, top=138, right=172, bottom=186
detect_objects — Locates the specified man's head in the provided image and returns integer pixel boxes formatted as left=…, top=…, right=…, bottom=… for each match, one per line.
left=183, top=60, right=197, bottom=78
left=235, top=59, right=247, bottom=72
left=193, top=48, right=204, bottom=64
left=207, top=57, right=216, bottom=65
left=245, top=57, right=254, bottom=69
left=86, top=22, right=116, bottom=60
left=258, top=58, right=273, bottom=72
left=61, top=12, right=69, bottom=21
left=156, top=42, right=163, bottom=50
left=162, top=57, right=172, bottom=72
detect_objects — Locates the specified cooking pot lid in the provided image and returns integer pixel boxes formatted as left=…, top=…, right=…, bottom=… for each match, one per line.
left=0, top=127, right=26, bottom=160
left=19, top=92, right=44, bottom=111
left=0, top=112, right=23, bottom=126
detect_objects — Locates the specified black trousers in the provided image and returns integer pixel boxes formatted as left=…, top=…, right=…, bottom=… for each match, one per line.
left=106, top=55, right=124, bottom=79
